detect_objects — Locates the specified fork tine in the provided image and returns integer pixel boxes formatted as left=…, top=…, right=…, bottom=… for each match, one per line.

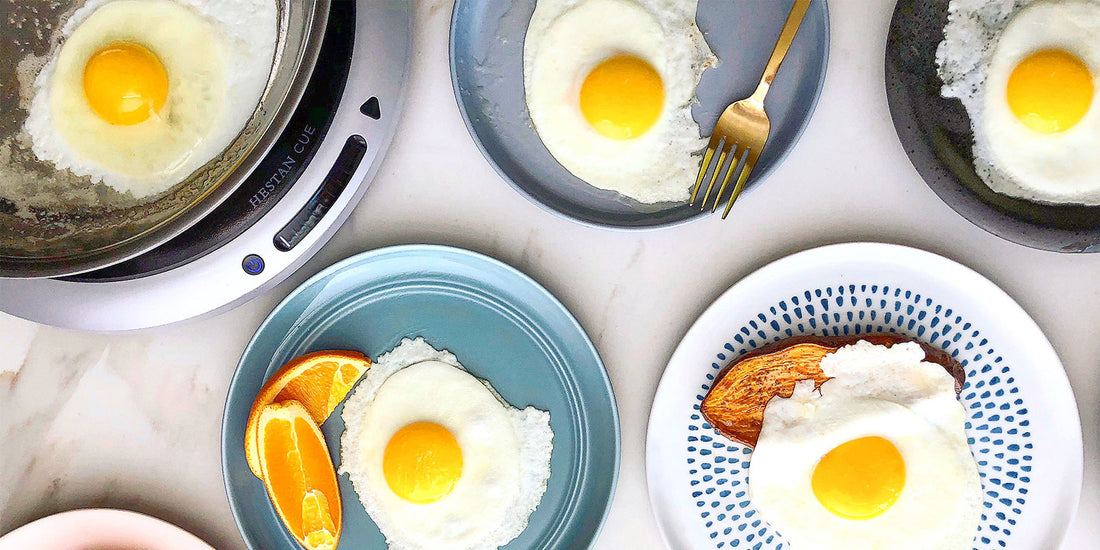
left=721, top=150, right=759, bottom=219
left=710, top=145, right=746, bottom=213
left=691, top=136, right=723, bottom=205
left=699, top=145, right=730, bottom=211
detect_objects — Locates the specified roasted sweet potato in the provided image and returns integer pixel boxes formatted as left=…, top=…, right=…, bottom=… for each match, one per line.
left=700, top=334, right=965, bottom=448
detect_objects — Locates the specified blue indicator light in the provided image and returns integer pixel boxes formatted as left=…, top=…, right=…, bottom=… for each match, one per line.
left=242, top=254, right=265, bottom=275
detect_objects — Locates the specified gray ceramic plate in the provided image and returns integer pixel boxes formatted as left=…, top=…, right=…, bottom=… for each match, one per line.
left=886, top=0, right=1100, bottom=252
left=450, top=0, right=830, bottom=229
left=222, top=245, right=620, bottom=549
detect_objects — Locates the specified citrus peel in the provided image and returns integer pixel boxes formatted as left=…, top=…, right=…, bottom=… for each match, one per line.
left=245, top=351, right=370, bottom=477
left=256, top=400, right=342, bottom=550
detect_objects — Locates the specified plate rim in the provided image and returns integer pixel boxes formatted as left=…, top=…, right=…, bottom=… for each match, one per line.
left=221, top=243, right=621, bottom=550
left=0, top=508, right=214, bottom=550
left=447, top=0, right=832, bottom=231
left=644, top=241, right=1083, bottom=549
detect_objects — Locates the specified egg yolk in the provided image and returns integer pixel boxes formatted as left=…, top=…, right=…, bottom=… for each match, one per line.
left=383, top=422, right=463, bottom=503
left=580, top=55, right=664, bottom=140
left=83, top=42, right=169, bottom=126
left=811, top=436, right=906, bottom=520
left=1007, top=49, right=1093, bottom=134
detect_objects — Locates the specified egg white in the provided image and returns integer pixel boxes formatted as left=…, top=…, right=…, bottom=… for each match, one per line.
left=25, top=0, right=277, bottom=198
left=938, top=0, right=1100, bottom=204
left=748, top=342, right=983, bottom=550
left=523, top=0, right=716, bottom=204
left=338, top=338, right=554, bottom=550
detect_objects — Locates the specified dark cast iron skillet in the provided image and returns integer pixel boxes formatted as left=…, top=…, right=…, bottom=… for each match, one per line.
left=885, top=0, right=1100, bottom=253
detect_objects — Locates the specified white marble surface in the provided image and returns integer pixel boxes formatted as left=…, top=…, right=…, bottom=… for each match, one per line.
left=2, top=1, right=1098, bottom=548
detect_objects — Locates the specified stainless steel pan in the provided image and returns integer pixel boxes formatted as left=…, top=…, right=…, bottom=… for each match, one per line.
left=0, top=0, right=330, bottom=278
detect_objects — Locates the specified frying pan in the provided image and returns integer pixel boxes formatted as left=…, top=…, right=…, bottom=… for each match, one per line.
left=885, top=0, right=1100, bottom=252
left=0, top=0, right=330, bottom=278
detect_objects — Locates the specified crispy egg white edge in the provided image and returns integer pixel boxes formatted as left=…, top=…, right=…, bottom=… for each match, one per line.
left=522, top=0, right=717, bottom=204
left=980, top=0, right=1100, bottom=202
left=937, top=0, right=1100, bottom=205
left=747, top=341, right=984, bottom=550
left=338, top=337, right=554, bottom=550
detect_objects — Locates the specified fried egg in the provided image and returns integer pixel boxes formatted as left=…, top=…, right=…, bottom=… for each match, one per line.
left=523, top=0, right=716, bottom=204
left=749, top=341, right=982, bottom=549
left=339, top=338, right=554, bottom=550
left=24, top=0, right=277, bottom=198
left=937, top=0, right=1100, bottom=204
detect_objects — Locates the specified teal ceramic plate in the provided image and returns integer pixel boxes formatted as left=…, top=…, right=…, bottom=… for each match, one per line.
left=222, top=245, right=620, bottom=549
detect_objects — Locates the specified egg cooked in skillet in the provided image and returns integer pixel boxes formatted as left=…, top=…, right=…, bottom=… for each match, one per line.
left=523, top=0, right=717, bottom=204
left=938, top=0, right=1100, bottom=204
left=25, top=0, right=277, bottom=198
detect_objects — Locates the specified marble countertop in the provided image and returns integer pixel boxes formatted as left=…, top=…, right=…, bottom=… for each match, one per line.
left=2, top=1, right=1098, bottom=548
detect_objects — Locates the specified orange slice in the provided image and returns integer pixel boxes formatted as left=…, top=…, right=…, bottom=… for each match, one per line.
left=257, top=400, right=342, bottom=550
left=245, top=351, right=370, bottom=477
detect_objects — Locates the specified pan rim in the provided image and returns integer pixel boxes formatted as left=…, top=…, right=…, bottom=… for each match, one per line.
left=0, top=0, right=333, bottom=279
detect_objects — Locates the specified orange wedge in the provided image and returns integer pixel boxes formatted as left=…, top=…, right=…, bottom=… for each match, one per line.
left=257, top=400, right=342, bottom=550
left=245, top=351, right=370, bottom=477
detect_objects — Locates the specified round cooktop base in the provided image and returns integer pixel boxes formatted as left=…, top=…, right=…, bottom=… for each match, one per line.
left=0, top=0, right=412, bottom=331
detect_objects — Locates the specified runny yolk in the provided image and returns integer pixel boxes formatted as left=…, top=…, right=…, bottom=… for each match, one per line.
left=1007, top=49, right=1093, bottom=134
left=811, top=436, right=906, bottom=520
left=83, top=41, right=169, bottom=126
left=382, top=422, right=463, bottom=503
left=579, top=55, right=664, bottom=140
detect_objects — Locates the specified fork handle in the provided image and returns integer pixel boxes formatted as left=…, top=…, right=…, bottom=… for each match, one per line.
left=752, top=0, right=812, bottom=102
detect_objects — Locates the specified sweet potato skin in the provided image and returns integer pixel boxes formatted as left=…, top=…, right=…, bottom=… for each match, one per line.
left=700, top=334, right=965, bottom=448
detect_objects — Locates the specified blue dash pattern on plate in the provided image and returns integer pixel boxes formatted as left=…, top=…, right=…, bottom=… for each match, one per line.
left=687, top=284, right=1032, bottom=549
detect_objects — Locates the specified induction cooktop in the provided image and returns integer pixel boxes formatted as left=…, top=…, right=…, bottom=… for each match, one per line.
left=0, top=0, right=411, bottom=330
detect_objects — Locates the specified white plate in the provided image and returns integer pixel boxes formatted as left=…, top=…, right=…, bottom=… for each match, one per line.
left=0, top=509, right=213, bottom=550
left=646, top=243, right=1082, bottom=550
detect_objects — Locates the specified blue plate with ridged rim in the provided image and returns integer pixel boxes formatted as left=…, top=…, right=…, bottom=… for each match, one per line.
left=222, top=244, right=619, bottom=550
left=450, top=0, right=829, bottom=229
left=646, top=242, right=1082, bottom=549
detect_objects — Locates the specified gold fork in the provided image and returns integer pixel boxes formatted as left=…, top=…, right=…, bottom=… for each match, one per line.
left=691, top=0, right=812, bottom=219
